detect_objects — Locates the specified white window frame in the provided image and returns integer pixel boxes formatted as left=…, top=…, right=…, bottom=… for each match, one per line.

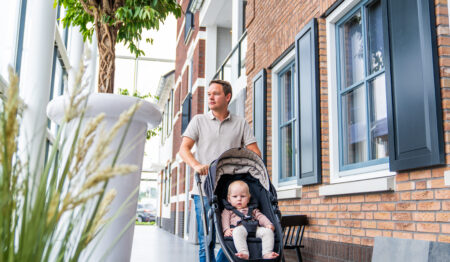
left=271, top=48, right=302, bottom=199
left=322, top=0, right=395, bottom=195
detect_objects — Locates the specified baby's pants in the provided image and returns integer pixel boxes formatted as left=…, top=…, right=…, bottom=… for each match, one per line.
left=232, top=225, right=274, bottom=257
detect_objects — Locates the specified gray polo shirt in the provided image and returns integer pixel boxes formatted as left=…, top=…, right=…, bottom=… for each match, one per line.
left=182, top=111, right=257, bottom=195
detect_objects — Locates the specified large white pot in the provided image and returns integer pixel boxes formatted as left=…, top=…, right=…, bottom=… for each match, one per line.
left=47, top=93, right=161, bottom=261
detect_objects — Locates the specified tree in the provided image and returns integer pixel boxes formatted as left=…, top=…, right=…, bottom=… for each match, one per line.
left=56, top=0, right=181, bottom=93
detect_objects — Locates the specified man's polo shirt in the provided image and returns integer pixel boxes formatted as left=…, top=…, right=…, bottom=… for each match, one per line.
left=182, top=110, right=257, bottom=195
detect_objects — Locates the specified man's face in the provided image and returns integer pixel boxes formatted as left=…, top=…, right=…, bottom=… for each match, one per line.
left=207, top=83, right=231, bottom=111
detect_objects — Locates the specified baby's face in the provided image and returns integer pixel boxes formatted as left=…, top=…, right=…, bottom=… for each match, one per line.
left=228, top=184, right=250, bottom=209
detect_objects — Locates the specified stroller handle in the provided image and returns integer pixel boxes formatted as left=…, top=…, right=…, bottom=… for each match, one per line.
left=195, top=172, right=212, bottom=262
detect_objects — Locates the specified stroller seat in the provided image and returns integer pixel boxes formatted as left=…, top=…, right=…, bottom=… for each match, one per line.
left=213, top=174, right=282, bottom=261
left=199, top=148, right=283, bottom=262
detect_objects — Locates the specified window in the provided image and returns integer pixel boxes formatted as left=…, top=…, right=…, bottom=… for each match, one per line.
left=278, top=62, right=296, bottom=182
left=336, top=0, right=388, bottom=172
left=181, top=93, right=191, bottom=134
left=325, top=0, right=443, bottom=190
left=184, top=1, right=194, bottom=42
left=0, top=0, right=26, bottom=81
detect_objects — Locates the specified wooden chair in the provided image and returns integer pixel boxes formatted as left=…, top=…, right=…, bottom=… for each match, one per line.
left=281, top=215, right=308, bottom=262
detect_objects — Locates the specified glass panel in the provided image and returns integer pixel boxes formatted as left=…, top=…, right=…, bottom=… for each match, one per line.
left=341, top=85, right=368, bottom=165
left=367, top=0, right=384, bottom=74
left=223, top=57, right=231, bottom=82
left=0, top=0, right=21, bottom=79
left=339, top=10, right=364, bottom=88
left=280, top=124, right=294, bottom=179
left=115, top=58, right=135, bottom=91
left=231, top=48, right=239, bottom=82
left=369, top=73, right=388, bottom=159
left=280, top=69, right=293, bottom=123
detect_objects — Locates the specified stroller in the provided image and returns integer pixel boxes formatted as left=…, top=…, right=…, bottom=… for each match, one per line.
left=196, top=147, right=283, bottom=262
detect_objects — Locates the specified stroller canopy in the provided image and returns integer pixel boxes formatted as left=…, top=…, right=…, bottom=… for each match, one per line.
left=204, top=148, right=270, bottom=200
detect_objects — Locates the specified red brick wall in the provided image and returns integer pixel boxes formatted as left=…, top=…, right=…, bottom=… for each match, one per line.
left=191, top=86, right=205, bottom=116
left=193, top=39, right=206, bottom=84
left=172, top=117, right=182, bottom=160
left=171, top=166, right=177, bottom=197
left=174, top=83, right=181, bottom=117
left=179, top=162, right=186, bottom=194
left=182, top=66, right=189, bottom=102
left=246, top=0, right=450, bottom=247
left=175, top=2, right=201, bottom=81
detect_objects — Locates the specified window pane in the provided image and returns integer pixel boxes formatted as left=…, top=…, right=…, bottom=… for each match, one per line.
left=342, top=85, right=367, bottom=165
left=280, top=69, right=293, bottom=123
left=367, top=0, right=384, bottom=74
left=280, top=124, right=294, bottom=179
left=369, top=73, right=388, bottom=159
left=0, top=0, right=21, bottom=79
left=340, top=10, right=364, bottom=88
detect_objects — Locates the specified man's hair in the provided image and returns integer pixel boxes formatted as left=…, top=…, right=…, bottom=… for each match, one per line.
left=227, top=180, right=250, bottom=196
left=209, top=79, right=232, bottom=101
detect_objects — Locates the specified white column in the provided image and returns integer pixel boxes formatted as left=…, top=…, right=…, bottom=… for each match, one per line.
left=204, top=25, right=217, bottom=112
left=232, top=0, right=243, bottom=46
left=67, top=26, right=84, bottom=93
left=19, top=0, right=57, bottom=172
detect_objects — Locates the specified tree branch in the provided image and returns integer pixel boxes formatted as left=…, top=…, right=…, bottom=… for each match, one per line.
left=79, top=0, right=95, bottom=16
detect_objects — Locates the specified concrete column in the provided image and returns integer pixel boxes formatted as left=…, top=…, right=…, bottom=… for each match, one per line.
left=204, top=25, right=217, bottom=112
left=19, top=0, right=57, bottom=172
left=232, top=0, right=243, bottom=46
left=67, top=26, right=84, bottom=93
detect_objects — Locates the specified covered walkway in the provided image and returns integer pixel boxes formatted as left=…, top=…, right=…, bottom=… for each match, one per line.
left=131, top=226, right=198, bottom=261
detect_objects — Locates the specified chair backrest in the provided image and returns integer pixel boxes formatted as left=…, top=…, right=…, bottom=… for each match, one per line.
left=281, top=215, right=308, bottom=248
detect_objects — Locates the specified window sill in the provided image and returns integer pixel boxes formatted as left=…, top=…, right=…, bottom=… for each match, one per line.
left=276, top=184, right=302, bottom=200
left=319, top=176, right=395, bottom=196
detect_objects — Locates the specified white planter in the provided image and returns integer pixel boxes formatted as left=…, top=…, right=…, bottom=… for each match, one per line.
left=47, top=93, right=161, bottom=261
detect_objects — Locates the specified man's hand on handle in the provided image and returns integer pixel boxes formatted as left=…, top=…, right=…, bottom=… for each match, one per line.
left=194, top=164, right=209, bottom=175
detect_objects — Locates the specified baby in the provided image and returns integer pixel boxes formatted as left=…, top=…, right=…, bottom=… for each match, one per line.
left=221, top=180, right=279, bottom=260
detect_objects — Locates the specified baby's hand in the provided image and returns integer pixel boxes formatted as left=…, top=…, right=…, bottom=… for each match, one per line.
left=265, top=224, right=275, bottom=231
left=224, top=228, right=233, bottom=237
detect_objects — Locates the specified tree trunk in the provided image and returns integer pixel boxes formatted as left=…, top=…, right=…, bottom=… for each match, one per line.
left=97, top=24, right=118, bottom=93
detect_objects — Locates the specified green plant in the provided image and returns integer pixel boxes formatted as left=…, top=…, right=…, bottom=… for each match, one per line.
left=56, top=0, right=181, bottom=93
left=0, top=60, right=141, bottom=261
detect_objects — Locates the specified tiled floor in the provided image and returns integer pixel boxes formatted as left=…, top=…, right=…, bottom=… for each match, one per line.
left=130, top=225, right=198, bottom=262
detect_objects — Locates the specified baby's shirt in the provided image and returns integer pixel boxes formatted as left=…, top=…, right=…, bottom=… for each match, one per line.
left=221, top=207, right=273, bottom=233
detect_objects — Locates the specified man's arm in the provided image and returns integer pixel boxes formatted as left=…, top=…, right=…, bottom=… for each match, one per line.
left=246, top=142, right=261, bottom=157
left=178, top=137, right=209, bottom=175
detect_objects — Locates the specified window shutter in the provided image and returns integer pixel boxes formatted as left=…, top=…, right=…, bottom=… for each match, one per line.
left=295, top=18, right=321, bottom=185
left=383, top=0, right=445, bottom=171
left=181, top=93, right=191, bottom=134
left=253, top=69, right=266, bottom=163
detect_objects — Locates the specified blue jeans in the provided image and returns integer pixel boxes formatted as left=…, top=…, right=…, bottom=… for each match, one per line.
left=193, top=195, right=228, bottom=262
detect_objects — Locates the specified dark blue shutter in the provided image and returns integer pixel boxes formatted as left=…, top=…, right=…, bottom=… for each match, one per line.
left=383, top=0, right=445, bottom=171
left=181, top=93, right=191, bottom=134
left=253, top=69, right=266, bottom=163
left=295, top=18, right=321, bottom=185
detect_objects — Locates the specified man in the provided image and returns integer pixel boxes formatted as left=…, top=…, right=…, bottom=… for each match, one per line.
left=179, top=80, right=261, bottom=262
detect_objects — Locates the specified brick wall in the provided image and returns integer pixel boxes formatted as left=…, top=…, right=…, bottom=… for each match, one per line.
left=179, top=162, right=186, bottom=194
left=171, top=166, right=178, bottom=197
left=172, top=117, right=181, bottom=161
left=245, top=0, right=450, bottom=258
left=191, top=86, right=205, bottom=116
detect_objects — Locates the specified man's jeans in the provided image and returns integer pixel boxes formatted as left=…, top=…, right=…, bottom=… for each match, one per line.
left=193, top=195, right=228, bottom=262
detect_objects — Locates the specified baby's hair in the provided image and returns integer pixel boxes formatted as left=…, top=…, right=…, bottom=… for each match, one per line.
left=227, top=180, right=250, bottom=196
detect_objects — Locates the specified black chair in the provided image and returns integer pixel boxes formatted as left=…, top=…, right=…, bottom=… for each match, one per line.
left=281, top=215, right=308, bottom=262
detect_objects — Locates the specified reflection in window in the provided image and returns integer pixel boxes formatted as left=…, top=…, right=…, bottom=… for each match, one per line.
left=337, top=0, right=388, bottom=170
